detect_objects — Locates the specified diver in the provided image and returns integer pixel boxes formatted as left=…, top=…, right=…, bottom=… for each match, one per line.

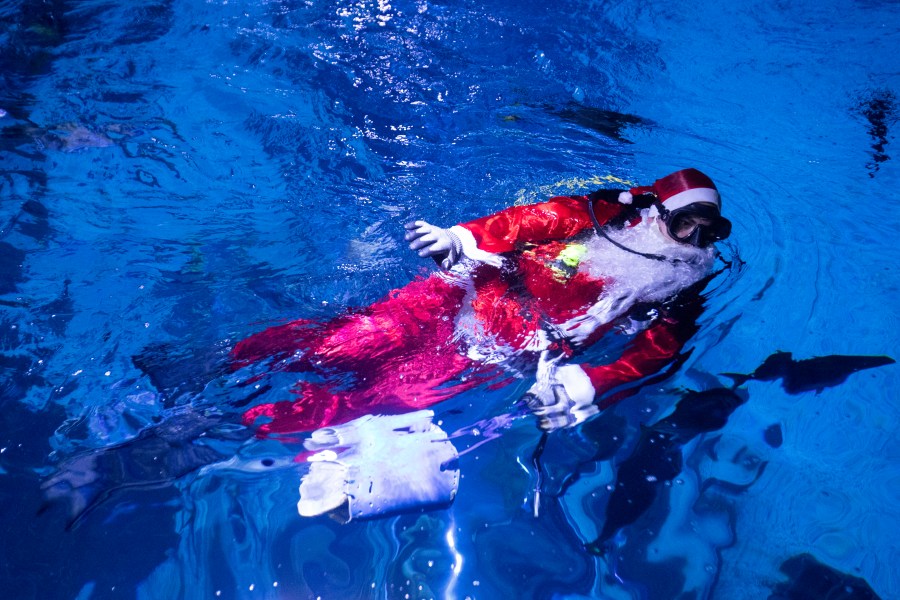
left=46, top=168, right=733, bottom=524
left=232, top=168, right=732, bottom=435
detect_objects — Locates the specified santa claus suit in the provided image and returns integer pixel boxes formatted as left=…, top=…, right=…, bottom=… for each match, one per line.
left=232, top=191, right=715, bottom=435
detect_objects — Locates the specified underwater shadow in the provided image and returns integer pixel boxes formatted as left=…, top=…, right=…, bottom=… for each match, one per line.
left=724, top=351, right=895, bottom=395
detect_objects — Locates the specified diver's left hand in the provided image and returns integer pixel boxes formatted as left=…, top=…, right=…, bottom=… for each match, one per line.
left=523, top=351, right=598, bottom=431
left=404, top=220, right=462, bottom=269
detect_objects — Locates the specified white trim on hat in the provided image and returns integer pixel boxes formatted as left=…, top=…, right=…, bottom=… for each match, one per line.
left=662, top=187, right=720, bottom=211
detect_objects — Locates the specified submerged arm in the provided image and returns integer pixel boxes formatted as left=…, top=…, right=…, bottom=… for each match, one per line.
left=526, top=293, right=704, bottom=430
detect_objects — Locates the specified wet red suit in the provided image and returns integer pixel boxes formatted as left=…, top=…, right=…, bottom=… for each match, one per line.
left=233, top=195, right=704, bottom=434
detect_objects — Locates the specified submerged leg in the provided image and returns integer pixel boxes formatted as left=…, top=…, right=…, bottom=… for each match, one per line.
left=231, top=275, right=467, bottom=377
left=242, top=347, right=489, bottom=434
left=230, top=318, right=320, bottom=370
left=240, top=275, right=475, bottom=433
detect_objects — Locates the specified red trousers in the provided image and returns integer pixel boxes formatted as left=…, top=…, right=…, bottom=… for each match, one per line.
left=233, top=275, right=493, bottom=434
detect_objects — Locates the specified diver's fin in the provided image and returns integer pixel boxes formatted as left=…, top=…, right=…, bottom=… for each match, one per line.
left=132, top=342, right=230, bottom=404
left=297, top=411, right=459, bottom=522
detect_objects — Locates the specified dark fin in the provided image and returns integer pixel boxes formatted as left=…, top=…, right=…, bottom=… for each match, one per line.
left=655, top=388, right=746, bottom=440
left=132, top=342, right=231, bottom=405
left=549, top=103, right=648, bottom=143
left=721, top=372, right=752, bottom=389
left=41, top=411, right=243, bottom=528
left=752, top=351, right=793, bottom=381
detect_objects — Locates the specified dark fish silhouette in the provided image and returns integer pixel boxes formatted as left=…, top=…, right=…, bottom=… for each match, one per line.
left=40, top=410, right=251, bottom=529
left=586, top=387, right=747, bottom=553
left=770, top=553, right=881, bottom=599
left=547, top=103, right=648, bottom=143
left=858, top=89, right=895, bottom=178
left=724, top=351, right=895, bottom=395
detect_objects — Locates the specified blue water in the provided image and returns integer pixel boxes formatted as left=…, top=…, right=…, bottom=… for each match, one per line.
left=2, top=0, right=899, bottom=598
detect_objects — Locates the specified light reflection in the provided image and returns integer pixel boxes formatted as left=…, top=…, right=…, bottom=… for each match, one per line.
left=444, top=515, right=463, bottom=600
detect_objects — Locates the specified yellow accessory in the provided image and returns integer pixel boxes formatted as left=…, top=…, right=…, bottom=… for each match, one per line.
left=558, top=244, right=586, bottom=267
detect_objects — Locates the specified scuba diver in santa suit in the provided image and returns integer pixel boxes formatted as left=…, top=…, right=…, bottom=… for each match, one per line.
left=233, top=167, right=731, bottom=435
left=231, top=167, right=732, bottom=521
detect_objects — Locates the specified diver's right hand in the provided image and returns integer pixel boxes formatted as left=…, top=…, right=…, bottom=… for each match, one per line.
left=524, top=351, right=598, bottom=431
left=404, top=221, right=462, bottom=269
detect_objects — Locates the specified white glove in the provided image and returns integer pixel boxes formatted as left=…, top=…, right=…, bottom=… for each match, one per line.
left=404, top=220, right=462, bottom=269
left=524, top=351, right=598, bottom=431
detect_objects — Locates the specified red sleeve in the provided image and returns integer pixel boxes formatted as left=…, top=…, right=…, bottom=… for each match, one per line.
left=457, top=195, right=624, bottom=254
left=581, top=293, right=705, bottom=408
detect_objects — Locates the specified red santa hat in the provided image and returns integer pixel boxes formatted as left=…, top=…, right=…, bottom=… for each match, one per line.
left=618, top=168, right=720, bottom=211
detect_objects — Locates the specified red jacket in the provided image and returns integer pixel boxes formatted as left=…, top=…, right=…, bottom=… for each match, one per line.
left=449, top=194, right=705, bottom=401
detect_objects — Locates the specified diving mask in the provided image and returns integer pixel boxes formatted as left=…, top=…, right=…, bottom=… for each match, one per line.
left=656, top=201, right=732, bottom=248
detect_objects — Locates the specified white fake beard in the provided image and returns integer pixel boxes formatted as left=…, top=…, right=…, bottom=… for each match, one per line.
left=580, top=213, right=716, bottom=307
